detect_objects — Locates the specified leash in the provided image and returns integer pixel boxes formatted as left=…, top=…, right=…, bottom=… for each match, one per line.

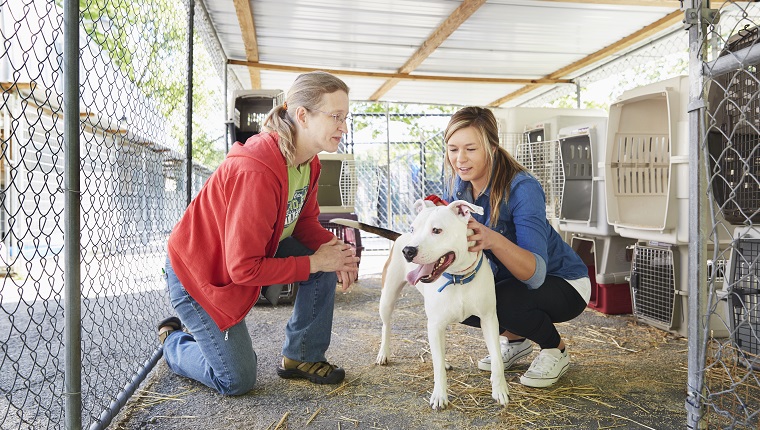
left=437, top=252, right=484, bottom=292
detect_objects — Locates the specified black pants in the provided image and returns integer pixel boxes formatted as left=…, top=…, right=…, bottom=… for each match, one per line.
left=461, top=275, right=587, bottom=350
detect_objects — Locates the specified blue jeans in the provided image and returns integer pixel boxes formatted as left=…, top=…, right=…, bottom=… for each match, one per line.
left=162, top=237, right=338, bottom=395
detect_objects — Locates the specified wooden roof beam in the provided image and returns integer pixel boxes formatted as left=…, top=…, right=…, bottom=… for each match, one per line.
left=369, top=0, right=487, bottom=101
left=228, top=59, right=571, bottom=85
left=233, top=0, right=261, bottom=88
left=539, top=0, right=751, bottom=6
left=537, top=0, right=680, bottom=6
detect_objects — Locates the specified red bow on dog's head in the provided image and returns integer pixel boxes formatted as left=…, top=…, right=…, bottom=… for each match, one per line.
left=424, top=194, right=448, bottom=206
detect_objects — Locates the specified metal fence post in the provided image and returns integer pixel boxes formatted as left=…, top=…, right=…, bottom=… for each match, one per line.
left=384, top=102, right=391, bottom=229
left=224, top=63, right=229, bottom=154
left=63, top=0, right=82, bottom=427
left=686, top=2, right=707, bottom=428
left=185, top=0, right=195, bottom=205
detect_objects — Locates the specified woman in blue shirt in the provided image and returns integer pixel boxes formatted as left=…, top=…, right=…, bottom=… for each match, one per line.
left=443, top=106, right=590, bottom=388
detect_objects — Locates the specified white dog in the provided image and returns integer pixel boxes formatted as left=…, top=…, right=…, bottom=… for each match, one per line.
left=338, top=199, right=509, bottom=409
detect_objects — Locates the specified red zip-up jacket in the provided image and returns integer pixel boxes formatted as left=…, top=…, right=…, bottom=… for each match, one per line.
left=167, top=132, right=334, bottom=331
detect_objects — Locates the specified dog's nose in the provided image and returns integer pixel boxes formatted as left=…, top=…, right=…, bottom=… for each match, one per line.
left=402, top=246, right=418, bottom=262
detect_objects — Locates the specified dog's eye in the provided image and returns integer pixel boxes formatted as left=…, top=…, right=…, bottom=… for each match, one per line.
left=432, top=228, right=442, bottom=234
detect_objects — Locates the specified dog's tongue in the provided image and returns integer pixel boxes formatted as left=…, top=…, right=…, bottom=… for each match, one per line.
left=406, top=263, right=435, bottom=285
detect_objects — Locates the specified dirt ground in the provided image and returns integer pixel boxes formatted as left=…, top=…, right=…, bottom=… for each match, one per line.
left=111, top=252, right=692, bottom=430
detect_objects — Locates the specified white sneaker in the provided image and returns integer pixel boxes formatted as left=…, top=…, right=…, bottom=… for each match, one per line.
left=519, top=347, right=569, bottom=388
left=477, top=337, right=533, bottom=371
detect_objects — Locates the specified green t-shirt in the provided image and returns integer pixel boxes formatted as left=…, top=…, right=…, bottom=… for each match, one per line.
left=280, top=163, right=311, bottom=241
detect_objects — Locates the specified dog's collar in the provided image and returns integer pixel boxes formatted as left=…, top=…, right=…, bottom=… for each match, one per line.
left=437, top=252, right=484, bottom=293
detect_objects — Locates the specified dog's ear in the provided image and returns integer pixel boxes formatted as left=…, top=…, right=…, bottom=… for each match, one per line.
left=413, top=198, right=436, bottom=214
left=447, top=200, right=484, bottom=221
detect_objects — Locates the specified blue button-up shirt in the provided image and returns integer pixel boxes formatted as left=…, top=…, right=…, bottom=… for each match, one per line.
left=447, top=171, right=587, bottom=288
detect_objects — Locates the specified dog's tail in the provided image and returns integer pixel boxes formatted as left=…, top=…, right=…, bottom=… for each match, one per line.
left=329, top=218, right=401, bottom=241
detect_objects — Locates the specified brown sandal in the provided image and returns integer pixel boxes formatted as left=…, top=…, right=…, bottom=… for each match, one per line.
left=276, top=356, right=345, bottom=384
left=157, top=316, right=181, bottom=344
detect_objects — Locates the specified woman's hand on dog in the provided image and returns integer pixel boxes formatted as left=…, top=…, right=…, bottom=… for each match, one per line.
left=310, top=237, right=359, bottom=280
left=466, top=216, right=538, bottom=282
left=466, top=217, right=499, bottom=252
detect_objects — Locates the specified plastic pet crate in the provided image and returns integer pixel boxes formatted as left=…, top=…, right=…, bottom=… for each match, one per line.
left=630, top=242, right=729, bottom=338
left=572, top=235, right=635, bottom=314
left=557, top=120, right=613, bottom=236
left=227, top=89, right=283, bottom=146
left=604, top=76, right=690, bottom=244
left=726, top=226, right=760, bottom=368
left=317, top=153, right=357, bottom=213
left=523, top=113, right=608, bottom=144
left=493, top=107, right=607, bottom=141
left=257, top=282, right=299, bottom=306
left=513, top=112, right=606, bottom=244
left=707, top=26, right=760, bottom=225
left=729, top=286, right=760, bottom=369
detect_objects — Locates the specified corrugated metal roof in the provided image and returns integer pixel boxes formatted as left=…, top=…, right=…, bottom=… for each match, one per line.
left=200, top=0, right=684, bottom=106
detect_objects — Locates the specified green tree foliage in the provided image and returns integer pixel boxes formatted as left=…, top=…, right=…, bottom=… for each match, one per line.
left=77, top=0, right=224, bottom=167
left=189, top=33, right=225, bottom=168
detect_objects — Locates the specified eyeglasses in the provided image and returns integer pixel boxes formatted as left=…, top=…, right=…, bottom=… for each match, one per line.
left=307, top=108, right=351, bottom=124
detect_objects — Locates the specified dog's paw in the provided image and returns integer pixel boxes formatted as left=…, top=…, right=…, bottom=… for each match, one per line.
left=492, top=386, right=509, bottom=406
left=375, top=353, right=389, bottom=365
left=492, top=379, right=509, bottom=406
left=429, top=389, right=449, bottom=410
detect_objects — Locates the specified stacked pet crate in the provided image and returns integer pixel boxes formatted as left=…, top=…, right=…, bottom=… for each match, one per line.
left=556, top=119, right=636, bottom=314
left=317, top=153, right=363, bottom=262
left=228, top=89, right=283, bottom=146
left=606, top=75, right=731, bottom=337
left=707, top=25, right=760, bottom=364
left=511, top=110, right=607, bottom=244
left=724, top=228, right=760, bottom=369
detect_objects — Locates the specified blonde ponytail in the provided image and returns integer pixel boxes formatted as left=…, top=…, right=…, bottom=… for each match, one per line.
left=262, top=71, right=349, bottom=166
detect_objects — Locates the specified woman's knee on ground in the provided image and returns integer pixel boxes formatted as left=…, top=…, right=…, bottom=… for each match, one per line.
left=214, top=356, right=258, bottom=396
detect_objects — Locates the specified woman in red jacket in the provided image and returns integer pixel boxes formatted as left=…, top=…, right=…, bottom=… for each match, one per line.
left=158, top=71, right=359, bottom=395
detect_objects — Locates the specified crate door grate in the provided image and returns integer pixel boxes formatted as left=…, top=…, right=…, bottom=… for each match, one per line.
left=630, top=245, right=676, bottom=328
left=339, top=160, right=357, bottom=208
left=610, top=134, right=670, bottom=197
left=515, top=140, right=564, bottom=219
left=729, top=239, right=760, bottom=359
left=559, top=134, right=593, bottom=222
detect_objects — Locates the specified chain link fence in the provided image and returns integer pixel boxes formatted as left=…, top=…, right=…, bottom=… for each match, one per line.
left=0, top=0, right=217, bottom=428
left=6, top=0, right=760, bottom=428
left=700, top=2, right=760, bottom=427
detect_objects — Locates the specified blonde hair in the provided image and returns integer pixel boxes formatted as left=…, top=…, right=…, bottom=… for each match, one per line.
left=444, top=106, right=526, bottom=226
left=262, top=71, right=350, bottom=166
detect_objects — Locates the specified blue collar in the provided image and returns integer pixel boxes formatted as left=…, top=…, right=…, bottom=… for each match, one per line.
left=438, top=253, right=485, bottom=293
